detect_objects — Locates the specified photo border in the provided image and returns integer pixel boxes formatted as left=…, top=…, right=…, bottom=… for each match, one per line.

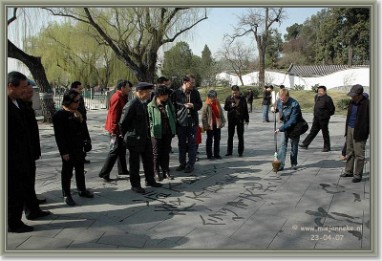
left=1, top=0, right=379, bottom=258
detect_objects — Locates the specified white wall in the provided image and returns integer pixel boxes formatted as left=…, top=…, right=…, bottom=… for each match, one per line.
left=216, top=68, right=370, bottom=89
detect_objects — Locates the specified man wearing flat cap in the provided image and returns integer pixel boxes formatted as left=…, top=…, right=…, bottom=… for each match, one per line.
left=119, top=82, right=162, bottom=193
left=340, top=84, right=369, bottom=183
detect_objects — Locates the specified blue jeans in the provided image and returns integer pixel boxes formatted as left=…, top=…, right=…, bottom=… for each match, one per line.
left=277, top=131, right=300, bottom=169
left=262, top=105, right=269, bottom=121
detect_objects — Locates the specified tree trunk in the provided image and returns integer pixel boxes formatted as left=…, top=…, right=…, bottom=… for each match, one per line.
left=347, top=46, right=353, bottom=66
left=258, top=45, right=266, bottom=87
left=8, top=40, right=56, bottom=122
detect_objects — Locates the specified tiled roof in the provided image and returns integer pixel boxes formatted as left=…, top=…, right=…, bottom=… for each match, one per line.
left=287, top=64, right=368, bottom=77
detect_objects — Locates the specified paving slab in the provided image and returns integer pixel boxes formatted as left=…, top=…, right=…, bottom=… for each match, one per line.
left=3, top=108, right=374, bottom=255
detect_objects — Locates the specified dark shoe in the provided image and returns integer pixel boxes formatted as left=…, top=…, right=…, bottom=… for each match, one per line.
left=340, top=173, right=354, bottom=177
left=132, top=187, right=145, bottom=193
left=8, top=223, right=34, bottom=233
left=184, top=165, right=194, bottom=173
left=352, top=176, right=362, bottom=183
left=146, top=181, right=163, bottom=187
left=292, top=164, right=298, bottom=170
left=322, top=148, right=330, bottom=152
left=79, top=190, right=94, bottom=198
left=298, top=144, right=308, bottom=149
left=37, top=198, right=47, bottom=204
left=26, top=210, right=52, bottom=220
left=118, top=170, right=129, bottom=176
left=84, top=159, right=91, bottom=164
left=225, top=153, right=232, bottom=156
left=214, top=155, right=222, bottom=159
left=238, top=154, right=243, bottom=157
left=64, top=197, right=76, bottom=206
left=207, top=156, right=213, bottom=160
left=176, top=164, right=186, bottom=171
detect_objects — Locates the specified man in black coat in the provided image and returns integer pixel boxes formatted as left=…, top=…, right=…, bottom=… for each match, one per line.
left=299, top=85, right=335, bottom=152
left=224, top=85, right=249, bottom=157
left=7, top=71, right=34, bottom=233
left=171, top=75, right=203, bottom=173
left=119, top=82, right=162, bottom=193
left=21, top=80, right=52, bottom=219
left=340, top=84, right=369, bottom=183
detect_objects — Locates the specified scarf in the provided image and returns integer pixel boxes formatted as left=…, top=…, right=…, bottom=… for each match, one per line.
left=63, top=105, right=83, bottom=123
left=205, top=97, right=222, bottom=128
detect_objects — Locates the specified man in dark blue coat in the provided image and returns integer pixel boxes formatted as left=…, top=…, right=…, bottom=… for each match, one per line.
left=340, top=84, right=369, bottom=183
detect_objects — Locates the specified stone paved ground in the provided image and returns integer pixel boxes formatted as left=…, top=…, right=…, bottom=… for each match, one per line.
left=4, top=108, right=374, bottom=256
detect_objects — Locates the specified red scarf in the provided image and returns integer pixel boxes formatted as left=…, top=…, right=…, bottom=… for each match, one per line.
left=206, top=98, right=220, bottom=124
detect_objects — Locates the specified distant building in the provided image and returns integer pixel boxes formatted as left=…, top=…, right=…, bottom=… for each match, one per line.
left=215, top=64, right=370, bottom=90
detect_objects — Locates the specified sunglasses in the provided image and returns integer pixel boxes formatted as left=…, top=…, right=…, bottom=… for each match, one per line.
left=73, top=99, right=80, bottom=103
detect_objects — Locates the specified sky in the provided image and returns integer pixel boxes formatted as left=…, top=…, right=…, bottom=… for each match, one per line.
left=170, top=7, right=325, bottom=57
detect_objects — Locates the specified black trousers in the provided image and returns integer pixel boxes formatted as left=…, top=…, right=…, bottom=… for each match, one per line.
left=8, top=170, right=28, bottom=229
left=206, top=126, right=221, bottom=158
left=128, top=141, right=156, bottom=188
left=227, top=120, right=244, bottom=155
left=61, top=156, right=86, bottom=197
left=99, top=136, right=128, bottom=178
left=302, top=117, right=330, bottom=150
left=151, top=134, right=173, bottom=177
left=24, top=162, right=41, bottom=216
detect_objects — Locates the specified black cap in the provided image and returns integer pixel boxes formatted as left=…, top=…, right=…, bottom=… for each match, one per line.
left=231, top=85, right=240, bottom=91
left=207, top=89, right=217, bottom=98
left=155, top=85, right=171, bottom=96
left=347, top=84, right=363, bottom=97
left=135, top=82, right=154, bottom=91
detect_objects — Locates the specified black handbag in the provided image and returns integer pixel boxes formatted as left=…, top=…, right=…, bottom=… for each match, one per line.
left=287, top=118, right=309, bottom=138
left=176, top=107, right=191, bottom=127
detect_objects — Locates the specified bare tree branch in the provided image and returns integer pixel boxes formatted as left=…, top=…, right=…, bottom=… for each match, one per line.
left=8, top=7, right=18, bottom=25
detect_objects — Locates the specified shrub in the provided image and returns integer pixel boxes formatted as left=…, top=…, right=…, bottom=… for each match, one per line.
left=292, top=84, right=305, bottom=91
left=337, top=98, right=350, bottom=110
left=311, top=84, right=320, bottom=93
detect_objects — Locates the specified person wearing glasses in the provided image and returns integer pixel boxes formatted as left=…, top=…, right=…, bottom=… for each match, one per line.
left=171, top=75, right=203, bottom=174
left=70, top=81, right=92, bottom=164
left=53, top=89, right=94, bottom=206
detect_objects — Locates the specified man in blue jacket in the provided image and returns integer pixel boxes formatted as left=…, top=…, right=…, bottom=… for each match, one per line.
left=273, top=88, right=302, bottom=171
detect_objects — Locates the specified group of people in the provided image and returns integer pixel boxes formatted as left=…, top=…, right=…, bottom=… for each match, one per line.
left=272, top=84, right=369, bottom=184
left=7, top=69, right=370, bottom=233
